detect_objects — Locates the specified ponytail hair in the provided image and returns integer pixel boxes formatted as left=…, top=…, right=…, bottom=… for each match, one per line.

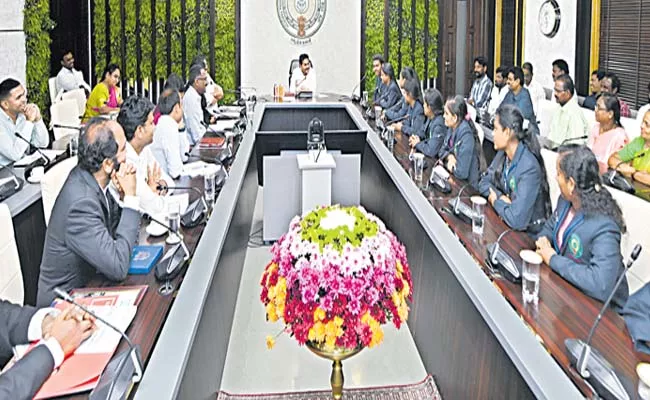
left=493, top=105, right=552, bottom=218
left=557, top=145, right=626, bottom=233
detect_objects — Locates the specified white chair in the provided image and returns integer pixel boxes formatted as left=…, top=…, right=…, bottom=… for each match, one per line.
left=541, top=149, right=560, bottom=209
left=606, top=186, right=650, bottom=294
left=41, top=157, right=78, bottom=226
left=621, top=116, right=640, bottom=141
left=538, top=99, right=559, bottom=138
left=0, top=204, right=24, bottom=304
left=48, top=77, right=58, bottom=105
left=50, top=99, right=81, bottom=141
left=61, top=88, right=87, bottom=119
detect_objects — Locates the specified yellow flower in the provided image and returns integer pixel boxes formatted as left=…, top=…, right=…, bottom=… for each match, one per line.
left=313, top=307, right=326, bottom=322
left=268, top=285, right=278, bottom=301
left=309, top=322, right=326, bottom=342
left=361, top=311, right=371, bottom=324
left=396, top=260, right=404, bottom=273
left=333, top=316, right=344, bottom=327
left=277, top=277, right=287, bottom=291
left=266, top=335, right=275, bottom=350
left=369, top=326, right=384, bottom=348
left=392, top=292, right=401, bottom=307
left=402, top=279, right=410, bottom=295
left=266, top=302, right=278, bottom=322
left=398, top=303, right=409, bottom=322
left=276, top=303, right=285, bottom=319
left=325, top=320, right=343, bottom=339
left=325, top=335, right=337, bottom=349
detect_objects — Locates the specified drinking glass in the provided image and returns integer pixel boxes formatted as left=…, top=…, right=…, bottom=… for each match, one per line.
left=361, top=91, right=368, bottom=107
left=68, top=135, right=79, bottom=156
left=374, top=106, right=382, bottom=126
left=204, top=169, right=217, bottom=207
left=470, top=196, right=486, bottom=235
left=385, top=126, right=395, bottom=153
left=246, top=100, right=255, bottom=122
left=166, top=201, right=181, bottom=244
left=520, top=250, right=542, bottom=304
left=413, top=153, right=424, bottom=182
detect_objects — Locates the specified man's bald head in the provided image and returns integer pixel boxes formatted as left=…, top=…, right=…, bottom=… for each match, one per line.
left=78, top=117, right=120, bottom=173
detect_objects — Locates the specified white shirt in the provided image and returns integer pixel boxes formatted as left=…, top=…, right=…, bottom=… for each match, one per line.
left=526, top=79, right=546, bottom=122
left=0, top=108, right=50, bottom=166
left=487, top=85, right=509, bottom=116
left=289, top=67, right=317, bottom=94
left=125, top=142, right=172, bottom=215
left=55, top=67, right=91, bottom=94
left=182, top=86, right=206, bottom=145
left=151, top=115, right=187, bottom=179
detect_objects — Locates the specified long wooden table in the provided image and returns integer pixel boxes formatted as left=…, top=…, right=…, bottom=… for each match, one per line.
left=384, top=126, right=650, bottom=397
left=62, top=133, right=240, bottom=399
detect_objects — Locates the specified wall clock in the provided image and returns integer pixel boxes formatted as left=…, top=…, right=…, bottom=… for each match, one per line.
left=538, top=0, right=561, bottom=38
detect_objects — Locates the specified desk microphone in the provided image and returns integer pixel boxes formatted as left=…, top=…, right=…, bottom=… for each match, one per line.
left=52, top=124, right=82, bottom=131
left=385, top=114, right=409, bottom=125
left=348, top=73, right=367, bottom=102
left=603, top=151, right=648, bottom=194
left=53, top=287, right=144, bottom=400
left=200, top=121, right=226, bottom=138
left=565, top=244, right=642, bottom=400
left=447, top=183, right=474, bottom=222
left=429, top=164, right=451, bottom=193
left=486, top=229, right=520, bottom=281
left=143, top=213, right=190, bottom=261
left=156, top=183, right=208, bottom=228
left=554, top=135, right=589, bottom=150
left=452, top=183, right=470, bottom=215
left=0, top=162, right=23, bottom=201
left=14, top=132, right=49, bottom=167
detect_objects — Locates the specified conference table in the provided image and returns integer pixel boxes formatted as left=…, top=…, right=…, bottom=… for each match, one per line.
left=383, top=121, right=650, bottom=398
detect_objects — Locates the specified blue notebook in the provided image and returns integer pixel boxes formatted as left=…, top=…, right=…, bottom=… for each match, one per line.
left=129, top=245, right=164, bottom=275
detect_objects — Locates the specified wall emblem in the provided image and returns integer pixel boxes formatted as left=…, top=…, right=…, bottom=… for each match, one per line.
left=277, top=0, right=327, bottom=45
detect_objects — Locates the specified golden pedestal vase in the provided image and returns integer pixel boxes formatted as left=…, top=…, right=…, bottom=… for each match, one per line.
left=305, top=341, right=363, bottom=399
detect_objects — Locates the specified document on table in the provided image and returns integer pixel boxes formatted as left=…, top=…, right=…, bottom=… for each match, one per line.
left=14, top=149, right=65, bottom=167
left=211, top=119, right=238, bottom=131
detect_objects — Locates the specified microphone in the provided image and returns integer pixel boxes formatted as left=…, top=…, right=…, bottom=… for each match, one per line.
left=453, top=183, right=470, bottom=215
left=14, top=132, right=49, bottom=167
left=486, top=229, right=520, bottom=282
left=0, top=162, right=24, bottom=201
left=156, top=183, right=209, bottom=229
left=446, top=183, right=474, bottom=222
left=53, top=287, right=144, bottom=399
left=554, top=135, right=589, bottom=149
left=200, top=120, right=226, bottom=138
left=428, top=164, right=451, bottom=193
left=143, top=213, right=190, bottom=261
left=565, top=244, right=642, bottom=400
left=52, top=124, right=82, bottom=131
left=385, top=114, right=409, bottom=125
left=350, top=73, right=368, bottom=102
left=603, top=150, right=648, bottom=194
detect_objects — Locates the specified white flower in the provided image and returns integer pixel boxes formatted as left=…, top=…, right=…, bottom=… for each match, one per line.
left=319, top=209, right=356, bottom=231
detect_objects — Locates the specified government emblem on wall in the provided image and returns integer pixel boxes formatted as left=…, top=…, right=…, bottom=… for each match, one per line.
left=277, top=0, right=327, bottom=45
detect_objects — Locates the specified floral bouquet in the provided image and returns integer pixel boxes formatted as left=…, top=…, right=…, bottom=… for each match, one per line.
left=261, top=205, right=413, bottom=351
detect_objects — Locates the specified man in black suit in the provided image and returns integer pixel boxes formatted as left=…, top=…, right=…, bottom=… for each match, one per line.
left=0, top=300, right=95, bottom=399
left=37, top=118, right=141, bottom=306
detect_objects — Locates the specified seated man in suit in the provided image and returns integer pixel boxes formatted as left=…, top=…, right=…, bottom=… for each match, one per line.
left=0, top=78, right=50, bottom=166
left=0, top=300, right=95, bottom=399
left=289, top=54, right=317, bottom=94
left=116, top=95, right=171, bottom=215
left=37, top=118, right=141, bottom=306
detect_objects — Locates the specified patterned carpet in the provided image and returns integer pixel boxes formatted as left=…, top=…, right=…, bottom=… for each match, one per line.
left=216, top=375, right=441, bottom=400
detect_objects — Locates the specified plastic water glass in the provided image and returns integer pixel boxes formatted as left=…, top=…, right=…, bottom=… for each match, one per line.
left=470, top=196, right=486, bottom=235
left=362, top=91, right=368, bottom=107
left=385, top=126, right=395, bottom=153
left=413, top=153, right=424, bottom=182
left=639, top=363, right=650, bottom=399
left=246, top=100, right=254, bottom=122
left=68, top=135, right=79, bottom=156
left=521, top=250, right=542, bottom=304
left=204, top=169, right=216, bottom=207
left=166, top=201, right=181, bottom=244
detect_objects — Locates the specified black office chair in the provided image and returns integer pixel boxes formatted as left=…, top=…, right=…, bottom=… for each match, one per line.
left=288, top=59, right=300, bottom=88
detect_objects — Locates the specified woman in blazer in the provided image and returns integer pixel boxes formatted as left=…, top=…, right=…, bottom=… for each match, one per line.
left=536, top=146, right=628, bottom=310
left=478, top=105, right=551, bottom=233
left=375, top=63, right=402, bottom=110
left=410, top=88, right=446, bottom=158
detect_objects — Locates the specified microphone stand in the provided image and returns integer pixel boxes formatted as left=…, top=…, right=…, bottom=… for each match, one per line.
left=157, top=183, right=208, bottom=213
left=565, top=244, right=642, bottom=400
left=453, top=183, right=470, bottom=215
left=53, top=287, right=144, bottom=399
left=14, top=132, right=49, bottom=167
left=604, top=150, right=648, bottom=193
left=552, top=135, right=589, bottom=150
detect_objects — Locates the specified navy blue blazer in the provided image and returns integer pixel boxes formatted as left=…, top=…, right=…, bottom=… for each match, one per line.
left=502, top=87, right=538, bottom=129
left=537, top=197, right=629, bottom=310
left=623, top=283, right=650, bottom=354
left=377, top=80, right=402, bottom=110
left=401, top=100, right=427, bottom=138
left=415, top=115, right=447, bottom=159
left=385, top=98, right=408, bottom=122
left=478, top=143, right=548, bottom=232
left=438, top=120, right=481, bottom=188
left=373, top=76, right=385, bottom=102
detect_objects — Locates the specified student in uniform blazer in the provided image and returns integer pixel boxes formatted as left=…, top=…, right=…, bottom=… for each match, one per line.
left=437, top=95, right=481, bottom=188
left=536, top=146, right=629, bottom=311
left=478, top=105, right=551, bottom=233
left=622, top=282, right=650, bottom=354
left=384, top=67, right=418, bottom=122
left=410, top=88, right=447, bottom=159
left=375, top=63, right=402, bottom=110
left=392, top=79, right=426, bottom=139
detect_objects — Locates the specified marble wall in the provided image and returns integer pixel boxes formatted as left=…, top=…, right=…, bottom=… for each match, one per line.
left=523, top=0, right=577, bottom=90
left=0, top=0, right=26, bottom=84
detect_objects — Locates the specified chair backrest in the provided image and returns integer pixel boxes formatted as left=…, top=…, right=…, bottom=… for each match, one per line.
left=538, top=99, right=559, bottom=137
left=606, top=186, right=650, bottom=294
left=288, top=59, right=300, bottom=87
left=61, top=88, right=87, bottom=118
left=541, top=149, right=560, bottom=209
left=50, top=99, right=81, bottom=141
left=621, top=116, right=640, bottom=141
left=41, top=157, right=78, bottom=226
left=48, top=77, right=58, bottom=105
left=0, top=204, right=24, bottom=304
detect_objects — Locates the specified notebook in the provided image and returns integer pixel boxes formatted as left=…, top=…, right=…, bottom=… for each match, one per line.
left=128, top=245, right=164, bottom=274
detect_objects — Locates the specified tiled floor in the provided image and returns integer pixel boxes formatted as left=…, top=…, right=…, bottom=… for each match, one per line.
left=219, top=189, right=427, bottom=393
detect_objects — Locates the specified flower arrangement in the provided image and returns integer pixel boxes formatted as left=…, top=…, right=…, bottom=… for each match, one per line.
left=261, top=205, right=413, bottom=352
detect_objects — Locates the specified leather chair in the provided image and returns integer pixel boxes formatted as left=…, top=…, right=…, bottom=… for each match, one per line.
left=0, top=204, right=24, bottom=304
left=41, top=157, right=78, bottom=226
left=288, top=59, right=300, bottom=88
